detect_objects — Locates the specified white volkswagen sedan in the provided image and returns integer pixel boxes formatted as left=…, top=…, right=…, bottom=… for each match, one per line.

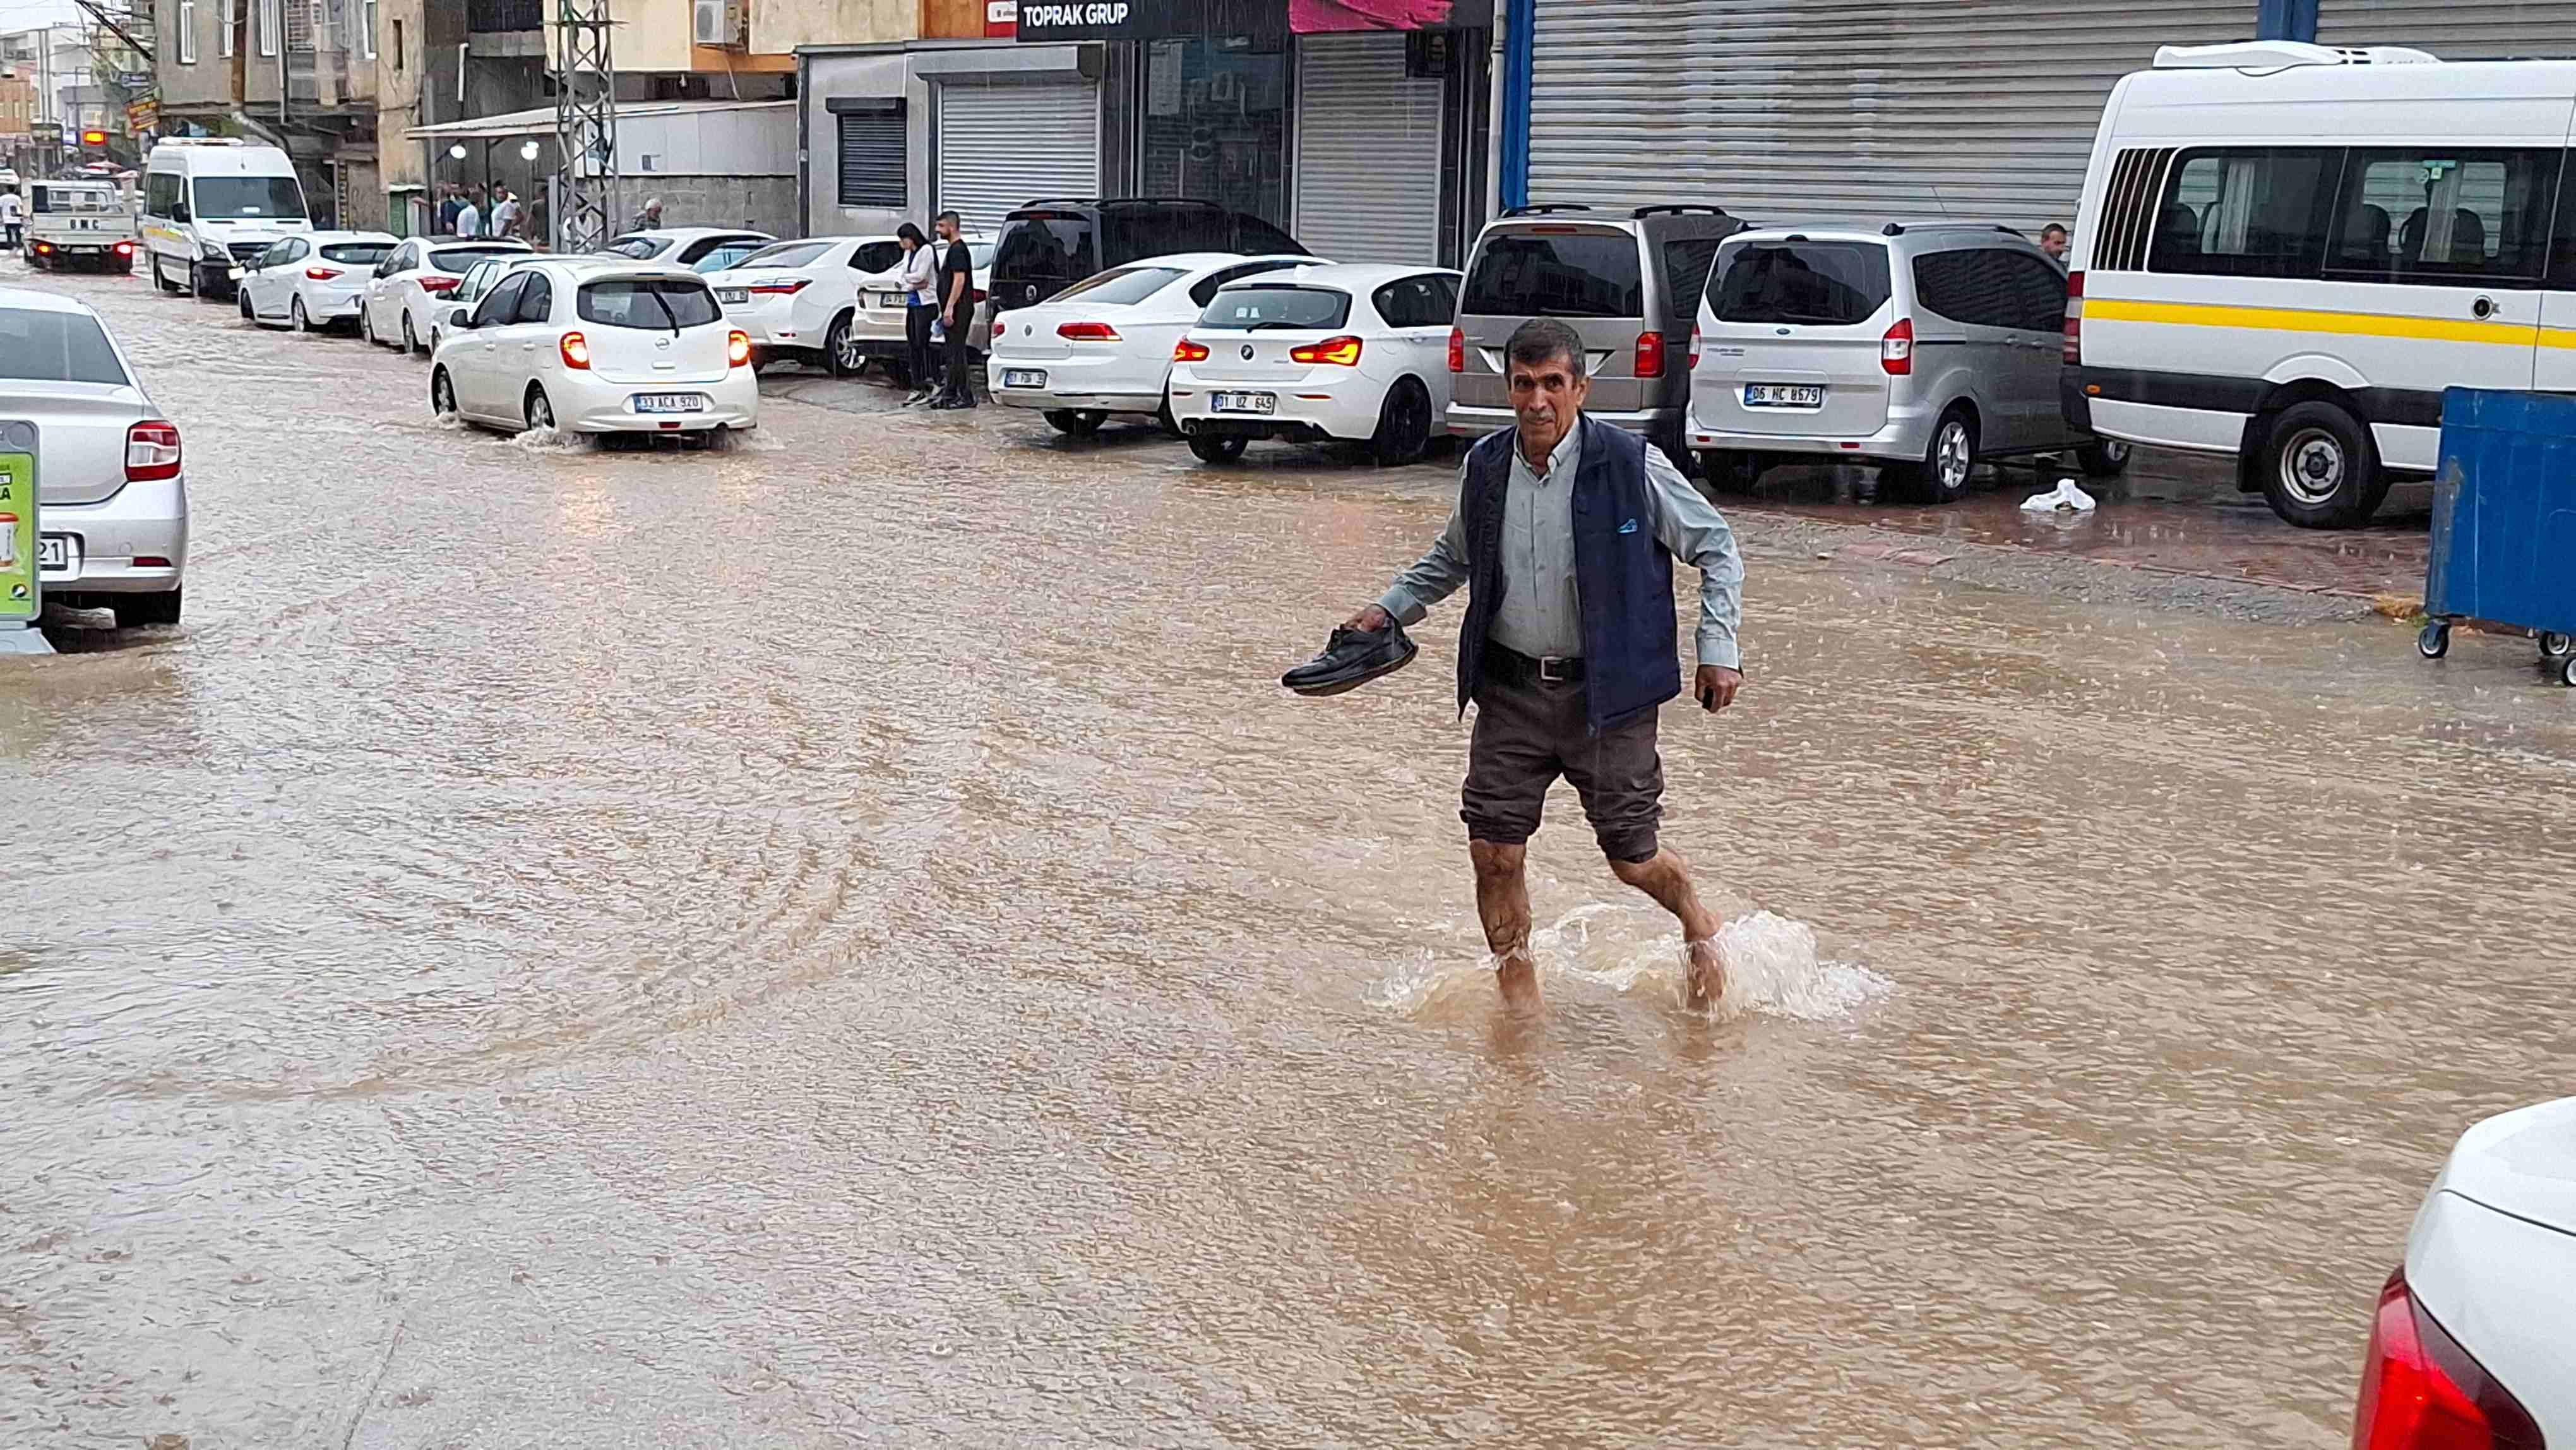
left=986, top=251, right=1315, bottom=436
left=360, top=236, right=534, bottom=356
left=1167, top=263, right=1461, bottom=465
left=237, top=229, right=398, bottom=333
left=703, top=235, right=909, bottom=374
left=2350, top=1097, right=2576, bottom=1448
left=427, top=258, right=757, bottom=441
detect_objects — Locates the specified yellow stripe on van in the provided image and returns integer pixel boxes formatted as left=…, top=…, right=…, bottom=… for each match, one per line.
left=2084, top=296, right=2548, bottom=349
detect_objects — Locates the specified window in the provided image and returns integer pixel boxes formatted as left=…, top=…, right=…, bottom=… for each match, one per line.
left=2151, top=148, right=2339, bottom=279
left=1464, top=232, right=1643, bottom=319
left=850, top=241, right=904, bottom=273
left=194, top=176, right=306, bottom=220
left=255, top=239, right=296, bottom=270
left=1232, top=213, right=1303, bottom=256
left=833, top=105, right=904, bottom=210
left=1198, top=285, right=1351, bottom=331
left=2000, top=251, right=2071, bottom=333
left=600, top=236, right=666, bottom=260
left=1912, top=248, right=2065, bottom=333
left=470, top=273, right=527, bottom=328
left=690, top=241, right=766, bottom=273
left=221, top=0, right=235, bottom=57
left=320, top=241, right=391, bottom=266
left=386, top=241, right=416, bottom=273
left=145, top=172, right=181, bottom=219
left=361, top=0, right=378, bottom=59
left=0, top=308, right=130, bottom=385
left=258, top=0, right=278, bottom=56
left=1711, top=239, right=1890, bottom=326
left=429, top=244, right=522, bottom=272
left=2328, top=148, right=2556, bottom=287
left=992, top=215, right=1099, bottom=296
left=1188, top=259, right=1301, bottom=308
left=178, top=0, right=198, bottom=63
left=513, top=273, right=553, bottom=323
left=578, top=279, right=721, bottom=330
left=1659, top=236, right=1727, bottom=327
left=390, top=17, right=401, bottom=71
left=1055, top=266, right=1186, bottom=307
left=1373, top=274, right=1453, bottom=329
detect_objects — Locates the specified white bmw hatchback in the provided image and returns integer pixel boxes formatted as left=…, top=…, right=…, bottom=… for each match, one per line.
left=236, top=230, right=398, bottom=333
left=427, top=258, right=758, bottom=440
left=1167, top=263, right=1462, bottom=465
left=986, top=251, right=1316, bottom=436
left=703, top=234, right=909, bottom=374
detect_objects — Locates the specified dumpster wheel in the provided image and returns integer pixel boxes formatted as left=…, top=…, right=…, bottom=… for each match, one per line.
left=2418, top=621, right=2450, bottom=660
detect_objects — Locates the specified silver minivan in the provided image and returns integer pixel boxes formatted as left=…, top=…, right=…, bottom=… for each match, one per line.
left=1686, top=222, right=2128, bottom=501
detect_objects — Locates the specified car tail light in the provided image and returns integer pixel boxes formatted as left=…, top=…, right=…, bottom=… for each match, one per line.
left=559, top=331, right=592, bottom=369
left=1688, top=326, right=1704, bottom=370
left=32, top=241, right=52, bottom=255
left=1447, top=326, right=1464, bottom=374
left=305, top=266, right=342, bottom=281
left=125, top=420, right=181, bottom=482
left=1635, top=330, right=1665, bottom=380
left=1058, top=321, right=1121, bottom=341
left=419, top=275, right=460, bottom=294
left=2352, top=1269, right=2543, bottom=1450
left=2063, top=269, right=2085, bottom=365
left=1290, top=335, right=1364, bottom=366
left=114, top=241, right=133, bottom=255
left=728, top=330, right=752, bottom=368
left=971, top=288, right=987, bottom=306
left=1881, top=318, right=1914, bottom=376
left=1173, top=337, right=1210, bottom=362
left=748, top=278, right=811, bottom=296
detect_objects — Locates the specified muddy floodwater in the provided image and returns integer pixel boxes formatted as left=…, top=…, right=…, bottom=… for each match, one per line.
left=5, top=266, right=2574, bottom=1447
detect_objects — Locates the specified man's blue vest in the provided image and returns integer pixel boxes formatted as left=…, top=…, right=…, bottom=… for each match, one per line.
left=1455, top=417, right=1680, bottom=734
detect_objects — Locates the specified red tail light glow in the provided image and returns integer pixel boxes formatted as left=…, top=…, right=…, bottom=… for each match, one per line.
left=727, top=329, right=752, bottom=368
left=113, top=241, right=133, bottom=255
left=1635, top=330, right=1666, bottom=380
left=1447, top=326, right=1464, bottom=374
left=305, top=267, right=343, bottom=281
left=747, top=279, right=811, bottom=296
left=559, top=331, right=592, bottom=369
left=1290, top=335, right=1364, bottom=367
left=1057, top=321, right=1121, bottom=341
left=419, top=275, right=460, bottom=294
left=1881, top=318, right=1915, bottom=376
left=2352, top=1269, right=2543, bottom=1450
left=1173, top=337, right=1210, bottom=362
left=125, top=420, right=181, bottom=482
left=1688, top=327, right=1704, bottom=370
left=2063, top=269, right=2085, bottom=365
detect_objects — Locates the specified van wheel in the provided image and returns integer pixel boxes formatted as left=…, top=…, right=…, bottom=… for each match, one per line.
left=1895, top=407, right=1979, bottom=504
left=1044, top=409, right=1106, bottom=438
left=2077, top=436, right=2131, bottom=477
left=1188, top=433, right=1247, bottom=465
left=1698, top=449, right=1761, bottom=493
left=1369, top=379, right=1434, bottom=466
left=2261, top=400, right=2387, bottom=529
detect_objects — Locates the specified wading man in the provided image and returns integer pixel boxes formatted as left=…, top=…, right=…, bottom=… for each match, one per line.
left=1345, top=318, right=1744, bottom=1011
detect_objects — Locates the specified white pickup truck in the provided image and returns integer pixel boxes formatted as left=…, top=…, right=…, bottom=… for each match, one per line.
left=21, top=179, right=138, bottom=273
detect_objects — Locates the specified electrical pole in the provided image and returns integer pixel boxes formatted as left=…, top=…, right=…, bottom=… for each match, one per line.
left=552, top=0, right=615, bottom=251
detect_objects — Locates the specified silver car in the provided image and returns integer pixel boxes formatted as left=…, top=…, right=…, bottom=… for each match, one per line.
left=0, top=285, right=188, bottom=626
left=1686, top=222, right=2128, bottom=501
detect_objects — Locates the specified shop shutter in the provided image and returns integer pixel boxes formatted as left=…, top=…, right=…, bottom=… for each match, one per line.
left=837, top=106, right=906, bottom=210
left=935, top=78, right=1099, bottom=237
left=1525, top=0, right=2250, bottom=232
left=1292, top=33, right=1444, bottom=265
left=2320, top=1, right=2576, bottom=57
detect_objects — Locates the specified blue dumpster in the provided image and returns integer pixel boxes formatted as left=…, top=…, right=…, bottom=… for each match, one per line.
left=2419, top=387, right=2576, bottom=686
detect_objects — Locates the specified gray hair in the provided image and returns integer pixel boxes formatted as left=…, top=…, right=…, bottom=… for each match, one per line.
left=1505, top=317, right=1586, bottom=380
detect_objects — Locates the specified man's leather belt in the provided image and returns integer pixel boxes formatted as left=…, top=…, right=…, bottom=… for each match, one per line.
left=1488, top=645, right=1586, bottom=685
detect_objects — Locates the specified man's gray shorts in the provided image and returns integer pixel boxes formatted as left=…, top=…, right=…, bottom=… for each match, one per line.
left=1462, top=671, right=1663, bottom=862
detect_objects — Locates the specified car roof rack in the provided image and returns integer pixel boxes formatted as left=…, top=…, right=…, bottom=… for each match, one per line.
left=1880, top=221, right=2027, bottom=237
left=1501, top=203, right=1594, bottom=217
left=1632, top=203, right=1732, bottom=220
left=1097, top=196, right=1225, bottom=208
left=2152, top=40, right=2439, bottom=69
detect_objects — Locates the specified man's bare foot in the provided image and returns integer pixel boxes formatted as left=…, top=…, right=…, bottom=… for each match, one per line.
left=1684, top=937, right=1727, bottom=1012
left=1495, top=945, right=1542, bottom=1014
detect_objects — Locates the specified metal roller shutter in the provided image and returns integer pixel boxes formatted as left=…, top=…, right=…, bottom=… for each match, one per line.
left=935, top=78, right=1100, bottom=237
left=838, top=108, right=906, bottom=209
left=2320, top=1, right=2576, bottom=57
left=1294, top=33, right=1445, bottom=264
left=1527, top=0, right=2250, bottom=232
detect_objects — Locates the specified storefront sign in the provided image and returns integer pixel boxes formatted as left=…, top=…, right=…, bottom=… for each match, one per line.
left=1015, top=0, right=1287, bottom=42
left=984, top=0, right=1018, bottom=34
left=0, top=423, right=41, bottom=635
left=126, top=95, right=159, bottom=135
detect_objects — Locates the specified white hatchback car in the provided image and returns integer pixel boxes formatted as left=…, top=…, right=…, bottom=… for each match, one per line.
left=703, top=235, right=909, bottom=374
left=427, top=258, right=758, bottom=440
left=360, top=236, right=535, bottom=356
left=1167, top=263, right=1462, bottom=465
left=2351, top=1097, right=2576, bottom=1447
left=0, top=286, right=188, bottom=627
left=236, top=229, right=398, bottom=333
left=986, top=251, right=1316, bottom=436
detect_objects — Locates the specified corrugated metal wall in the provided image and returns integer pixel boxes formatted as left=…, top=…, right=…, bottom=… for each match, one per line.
left=1292, top=33, right=1446, bottom=265
left=2319, top=1, right=2576, bottom=57
left=1525, top=1, right=2253, bottom=231
left=935, top=78, right=1100, bottom=236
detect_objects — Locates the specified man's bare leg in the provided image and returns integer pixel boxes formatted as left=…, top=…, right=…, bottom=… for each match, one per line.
left=1608, top=846, right=1726, bottom=1010
left=1469, top=841, right=1540, bottom=1012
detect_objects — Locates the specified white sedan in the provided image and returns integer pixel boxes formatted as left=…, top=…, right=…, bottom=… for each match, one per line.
left=703, top=235, right=909, bottom=374
left=237, top=230, right=398, bottom=333
left=427, top=257, right=758, bottom=441
left=851, top=237, right=992, bottom=377
left=2351, top=1096, right=2575, bottom=1447
left=599, top=228, right=775, bottom=271
left=1167, top=263, right=1462, bottom=465
left=986, top=251, right=1315, bottom=436
left=361, top=236, right=536, bottom=356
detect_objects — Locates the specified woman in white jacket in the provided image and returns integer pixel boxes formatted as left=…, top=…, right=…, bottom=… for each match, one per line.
left=895, top=223, right=938, bottom=406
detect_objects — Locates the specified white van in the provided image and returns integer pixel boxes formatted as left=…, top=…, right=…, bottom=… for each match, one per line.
left=140, top=138, right=311, bottom=302
left=2066, top=41, right=2576, bottom=528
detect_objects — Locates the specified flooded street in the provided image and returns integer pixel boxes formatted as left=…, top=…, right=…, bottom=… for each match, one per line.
left=7, top=262, right=2575, bottom=1447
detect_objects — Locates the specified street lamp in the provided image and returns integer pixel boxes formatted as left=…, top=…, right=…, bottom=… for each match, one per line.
left=448, top=143, right=466, bottom=161
left=520, top=140, right=540, bottom=162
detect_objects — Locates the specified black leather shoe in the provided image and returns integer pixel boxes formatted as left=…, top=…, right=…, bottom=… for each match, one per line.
left=1282, top=620, right=1418, bottom=697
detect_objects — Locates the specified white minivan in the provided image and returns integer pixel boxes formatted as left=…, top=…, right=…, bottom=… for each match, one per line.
left=2066, top=41, right=2576, bottom=528
left=140, top=138, right=311, bottom=303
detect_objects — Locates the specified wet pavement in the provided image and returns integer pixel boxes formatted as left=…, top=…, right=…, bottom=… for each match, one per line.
left=5, top=258, right=2574, bottom=1447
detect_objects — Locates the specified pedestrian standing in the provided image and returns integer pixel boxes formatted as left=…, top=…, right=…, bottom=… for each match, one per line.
left=2041, top=223, right=2070, bottom=261
left=0, top=188, right=23, bottom=253
left=455, top=187, right=484, bottom=241
left=491, top=188, right=522, bottom=241
left=435, top=184, right=462, bottom=237
left=636, top=196, right=665, bottom=231
left=894, top=222, right=938, bottom=405
left=929, top=210, right=977, bottom=410
left=1339, top=318, right=1745, bottom=1014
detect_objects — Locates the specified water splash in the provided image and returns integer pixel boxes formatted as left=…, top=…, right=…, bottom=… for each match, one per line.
left=511, top=426, right=597, bottom=455
left=1367, top=904, right=1887, bottom=1021
left=712, top=426, right=786, bottom=453
left=1707, top=910, right=1891, bottom=1022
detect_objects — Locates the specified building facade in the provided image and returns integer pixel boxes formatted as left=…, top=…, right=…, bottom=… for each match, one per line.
left=153, top=0, right=380, bottom=224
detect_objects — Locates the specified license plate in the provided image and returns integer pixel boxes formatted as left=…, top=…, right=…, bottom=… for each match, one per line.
left=871, top=291, right=903, bottom=309
left=227, top=267, right=244, bottom=281
left=716, top=287, right=749, bottom=304
left=1744, top=383, right=1824, bottom=408
left=1212, top=392, right=1276, bottom=415
left=633, top=393, right=706, bottom=414
left=38, top=534, right=73, bottom=573
left=1001, top=369, right=1047, bottom=389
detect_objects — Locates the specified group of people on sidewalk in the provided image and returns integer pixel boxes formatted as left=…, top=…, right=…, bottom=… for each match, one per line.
left=891, top=209, right=980, bottom=410
left=434, top=182, right=535, bottom=241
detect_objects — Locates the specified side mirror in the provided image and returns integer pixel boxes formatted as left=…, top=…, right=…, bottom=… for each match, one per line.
left=170, top=204, right=190, bottom=224
left=448, top=308, right=474, bottom=329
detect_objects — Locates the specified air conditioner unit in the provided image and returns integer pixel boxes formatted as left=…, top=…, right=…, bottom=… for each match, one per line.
left=692, top=0, right=745, bottom=47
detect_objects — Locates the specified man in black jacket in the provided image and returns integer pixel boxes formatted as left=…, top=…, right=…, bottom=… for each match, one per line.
left=929, top=210, right=977, bottom=410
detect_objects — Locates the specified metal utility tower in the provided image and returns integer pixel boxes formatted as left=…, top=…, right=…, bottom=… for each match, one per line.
left=552, top=0, right=618, bottom=252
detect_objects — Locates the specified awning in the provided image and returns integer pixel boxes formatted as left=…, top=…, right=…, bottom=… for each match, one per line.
left=406, top=99, right=793, bottom=141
